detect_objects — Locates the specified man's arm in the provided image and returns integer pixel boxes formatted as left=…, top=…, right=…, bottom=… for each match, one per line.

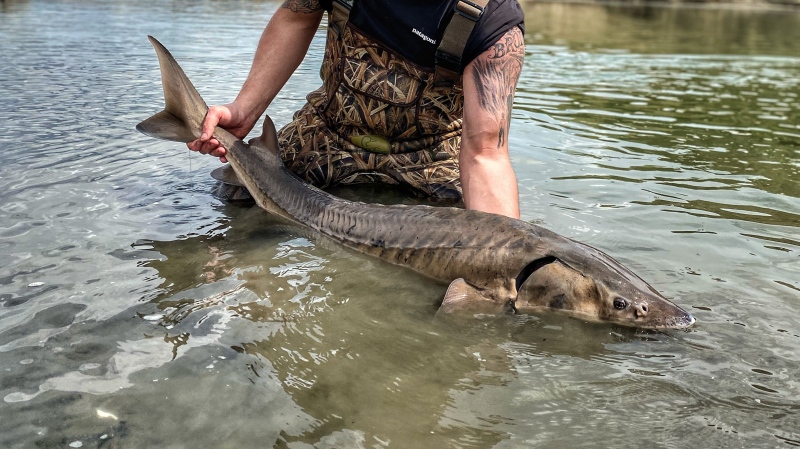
left=234, top=0, right=324, bottom=126
left=460, top=26, right=524, bottom=219
left=188, top=0, right=324, bottom=160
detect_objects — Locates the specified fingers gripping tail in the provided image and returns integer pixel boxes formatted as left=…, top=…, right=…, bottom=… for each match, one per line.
left=136, top=36, right=239, bottom=151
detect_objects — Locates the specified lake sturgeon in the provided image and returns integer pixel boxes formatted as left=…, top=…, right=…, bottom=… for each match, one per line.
left=136, top=36, right=695, bottom=329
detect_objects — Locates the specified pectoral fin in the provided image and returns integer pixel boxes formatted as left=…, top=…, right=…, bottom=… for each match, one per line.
left=437, top=278, right=508, bottom=315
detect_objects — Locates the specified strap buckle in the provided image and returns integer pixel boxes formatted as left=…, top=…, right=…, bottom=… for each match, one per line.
left=454, top=0, right=484, bottom=22
left=435, top=49, right=462, bottom=74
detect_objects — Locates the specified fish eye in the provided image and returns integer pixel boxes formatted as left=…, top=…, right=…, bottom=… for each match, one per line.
left=613, top=297, right=628, bottom=310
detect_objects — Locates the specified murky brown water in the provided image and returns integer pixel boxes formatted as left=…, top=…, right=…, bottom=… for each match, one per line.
left=1, top=1, right=799, bottom=447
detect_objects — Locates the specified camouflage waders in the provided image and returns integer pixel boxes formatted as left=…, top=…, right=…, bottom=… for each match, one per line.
left=276, top=0, right=495, bottom=200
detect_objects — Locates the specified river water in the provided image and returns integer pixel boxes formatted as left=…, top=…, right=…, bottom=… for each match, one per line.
left=1, top=1, right=798, bottom=447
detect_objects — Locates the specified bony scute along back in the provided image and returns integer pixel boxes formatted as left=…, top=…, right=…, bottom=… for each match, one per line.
left=136, top=36, right=695, bottom=330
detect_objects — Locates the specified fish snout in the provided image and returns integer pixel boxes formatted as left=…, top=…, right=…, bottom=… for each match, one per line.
left=675, top=311, right=696, bottom=328
left=632, top=297, right=696, bottom=329
left=658, top=309, right=696, bottom=329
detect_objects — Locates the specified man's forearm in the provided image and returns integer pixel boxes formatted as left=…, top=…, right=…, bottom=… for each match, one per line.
left=235, top=3, right=324, bottom=122
left=459, top=144, right=520, bottom=219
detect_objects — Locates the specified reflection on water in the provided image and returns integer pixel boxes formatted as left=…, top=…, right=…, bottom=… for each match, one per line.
left=525, top=2, right=800, bottom=56
left=138, top=211, right=648, bottom=448
left=1, top=1, right=800, bottom=448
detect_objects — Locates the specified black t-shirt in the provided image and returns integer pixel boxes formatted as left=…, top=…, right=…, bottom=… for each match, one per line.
left=319, top=0, right=524, bottom=70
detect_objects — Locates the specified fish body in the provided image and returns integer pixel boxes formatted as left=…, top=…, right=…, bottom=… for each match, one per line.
left=137, top=36, right=695, bottom=329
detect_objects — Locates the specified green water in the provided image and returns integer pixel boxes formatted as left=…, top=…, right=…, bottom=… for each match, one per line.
left=0, top=1, right=798, bottom=447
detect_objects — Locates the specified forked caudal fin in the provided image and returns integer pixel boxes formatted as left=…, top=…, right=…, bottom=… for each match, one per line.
left=136, top=36, right=298, bottom=222
left=136, top=36, right=240, bottom=151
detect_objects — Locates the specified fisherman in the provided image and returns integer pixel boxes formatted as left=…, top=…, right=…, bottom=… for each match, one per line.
left=187, top=0, right=524, bottom=219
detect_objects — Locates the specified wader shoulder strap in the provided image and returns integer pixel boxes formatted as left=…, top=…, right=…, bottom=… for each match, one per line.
left=330, top=0, right=353, bottom=38
left=434, top=0, right=490, bottom=87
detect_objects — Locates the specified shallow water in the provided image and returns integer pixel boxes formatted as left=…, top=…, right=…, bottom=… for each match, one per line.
left=1, top=1, right=799, bottom=447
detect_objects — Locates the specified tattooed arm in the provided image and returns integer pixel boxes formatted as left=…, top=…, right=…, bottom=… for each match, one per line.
left=460, top=26, right=524, bottom=219
left=188, top=0, right=324, bottom=160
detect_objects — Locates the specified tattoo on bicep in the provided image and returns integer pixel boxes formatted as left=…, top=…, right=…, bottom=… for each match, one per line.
left=281, top=0, right=323, bottom=13
left=490, top=28, right=526, bottom=60
left=470, top=27, right=524, bottom=148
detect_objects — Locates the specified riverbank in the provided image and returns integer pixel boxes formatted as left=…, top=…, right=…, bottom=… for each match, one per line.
left=526, top=0, right=800, bottom=10
left=522, top=1, right=800, bottom=55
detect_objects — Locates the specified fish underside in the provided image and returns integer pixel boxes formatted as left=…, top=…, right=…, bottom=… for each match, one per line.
left=136, top=36, right=695, bottom=329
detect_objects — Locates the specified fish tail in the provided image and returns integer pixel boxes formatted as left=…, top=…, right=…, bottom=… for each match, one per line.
left=135, top=36, right=239, bottom=151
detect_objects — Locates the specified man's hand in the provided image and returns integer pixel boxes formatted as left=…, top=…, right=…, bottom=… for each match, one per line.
left=186, top=103, right=255, bottom=163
